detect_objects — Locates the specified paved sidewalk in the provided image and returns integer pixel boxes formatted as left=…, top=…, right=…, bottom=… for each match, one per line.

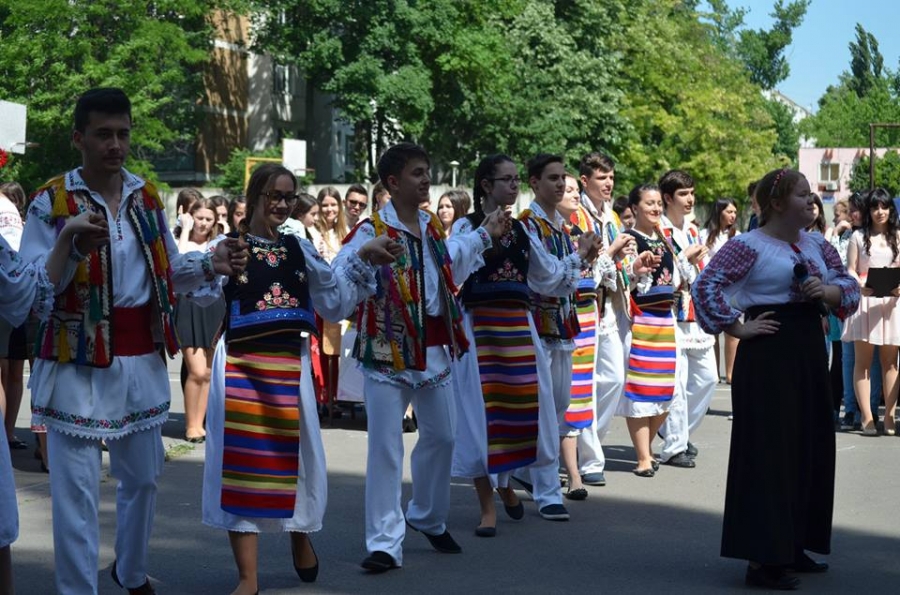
left=8, top=359, right=900, bottom=593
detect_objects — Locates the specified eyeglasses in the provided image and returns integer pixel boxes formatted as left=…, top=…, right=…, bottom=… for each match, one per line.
left=347, top=199, right=368, bottom=209
left=263, top=191, right=300, bottom=205
left=489, top=176, right=521, bottom=185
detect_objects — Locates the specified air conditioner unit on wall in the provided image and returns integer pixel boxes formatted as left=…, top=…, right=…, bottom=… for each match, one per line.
left=823, top=181, right=838, bottom=191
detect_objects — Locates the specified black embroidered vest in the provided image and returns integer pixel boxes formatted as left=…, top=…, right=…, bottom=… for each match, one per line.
left=223, top=233, right=317, bottom=343
left=459, top=214, right=531, bottom=308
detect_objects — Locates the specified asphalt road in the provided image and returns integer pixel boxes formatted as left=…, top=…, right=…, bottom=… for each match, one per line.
left=8, top=356, right=900, bottom=594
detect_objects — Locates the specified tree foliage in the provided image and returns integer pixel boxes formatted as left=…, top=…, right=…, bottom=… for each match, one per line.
left=800, top=24, right=900, bottom=148
left=0, top=0, right=219, bottom=191
left=612, top=0, right=779, bottom=201
left=849, top=151, right=900, bottom=197
left=251, top=0, right=796, bottom=201
left=213, top=145, right=282, bottom=196
left=735, top=0, right=810, bottom=90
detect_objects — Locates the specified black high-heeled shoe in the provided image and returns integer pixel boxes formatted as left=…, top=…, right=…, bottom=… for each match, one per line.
left=291, top=533, right=319, bottom=583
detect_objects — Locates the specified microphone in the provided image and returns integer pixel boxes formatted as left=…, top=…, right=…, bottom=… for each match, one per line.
left=793, top=262, right=829, bottom=317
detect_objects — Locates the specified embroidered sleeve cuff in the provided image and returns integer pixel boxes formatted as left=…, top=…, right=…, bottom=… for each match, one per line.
left=32, top=264, right=55, bottom=321
left=344, top=250, right=377, bottom=287
left=596, top=255, right=618, bottom=291
left=675, top=252, right=697, bottom=284
left=474, top=226, right=492, bottom=252
left=562, top=253, right=582, bottom=288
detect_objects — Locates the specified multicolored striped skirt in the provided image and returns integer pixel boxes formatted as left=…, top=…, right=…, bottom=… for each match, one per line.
left=221, top=336, right=303, bottom=518
left=624, top=292, right=676, bottom=403
left=472, top=306, right=540, bottom=473
left=564, top=297, right=599, bottom=430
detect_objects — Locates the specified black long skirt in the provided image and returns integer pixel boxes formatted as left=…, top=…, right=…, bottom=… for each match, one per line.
left=721, top=303, right=835, bottom=565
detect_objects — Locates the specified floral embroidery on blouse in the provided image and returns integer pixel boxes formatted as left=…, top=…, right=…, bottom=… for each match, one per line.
left=488, top=260, right=525, bottom=283
left=255, top=282, right=299, bottom=311
left=252, top=243, right=288, bottom=267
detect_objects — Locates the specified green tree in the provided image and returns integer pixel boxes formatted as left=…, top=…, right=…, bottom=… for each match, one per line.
left=763, top=97, right=800, bottom=164
left=800, top=25, right=900, bottom=147
left=848, top=151, right=900, bottom=197
left=734, top=0, right=810, bottom=90
left=250, top=0, right=627, bottom=179
left=0, top=0, right=219, bottom=191
left=213, top=146, right=282, bottom=196
left=848, top=22, right=884, bottom=98
left=612, top=0, right=779, bottom=201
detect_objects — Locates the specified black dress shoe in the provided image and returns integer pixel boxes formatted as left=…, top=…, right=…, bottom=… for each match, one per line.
left=111, top=561, right=156, bottom=594
left=662, top=452, right=696, bottom=468
left=361, top=551, right=398, bottom=573
left=786, top=551, right=829, bottom=573
left=474, top=526, right=496, bottom=537
left=291, top=533, right=319, bottom=583
left=686, top=441, right=699, bottom=458
left=745, top=564, right=800, bottom=590
left=405, top=518, right=462, bottom=553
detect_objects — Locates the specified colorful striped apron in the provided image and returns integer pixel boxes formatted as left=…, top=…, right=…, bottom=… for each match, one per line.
left=564, top=295, right=599, bottom=429
left=624, top=289, right=677, bottom=403
left=221, top=335, right=303, bottom=518
left=472, top=306, right=540, bottom=473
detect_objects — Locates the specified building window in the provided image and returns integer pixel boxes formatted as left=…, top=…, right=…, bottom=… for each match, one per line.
left=273, top=64, right=302, bottom=97
left=819, top=162, right=840, bottom=182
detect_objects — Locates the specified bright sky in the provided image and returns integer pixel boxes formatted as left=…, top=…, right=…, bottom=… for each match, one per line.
left=726, top=0, right=900, bottom=111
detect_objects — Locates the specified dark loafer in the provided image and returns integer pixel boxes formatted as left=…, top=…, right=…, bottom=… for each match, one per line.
left=474, top=526, right=496, bottom=537
left=686, top=441, right=699, bottom=458
left=405, top=519, right=462, bottom=553
left=662, top=452, right=696, bottom=468
left=111, top=561, right=156, bottom=594
left=361, top=551, right=399, bottom=573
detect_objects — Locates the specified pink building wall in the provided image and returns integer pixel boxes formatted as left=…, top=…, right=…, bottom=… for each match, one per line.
left=799, top=147, right=898, bottom=203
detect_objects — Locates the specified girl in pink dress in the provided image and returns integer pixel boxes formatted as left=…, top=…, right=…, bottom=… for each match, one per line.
left=841, top=188, right=900, bottom=435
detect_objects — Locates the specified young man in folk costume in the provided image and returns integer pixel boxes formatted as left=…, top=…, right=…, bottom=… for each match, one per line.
left=572, top=152, right=639, bottom=487
left=19, top=88, right=249, bottom=594
left=657, top=170, right=718, bottom=469
left=450, top=157, right=603, bottom=535
left=512, top=154, right=605, bottom=521
left=334, top=143, right=509, bottom=572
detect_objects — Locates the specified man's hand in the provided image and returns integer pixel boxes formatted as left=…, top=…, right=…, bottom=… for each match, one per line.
left=481, top=208, right=512, bottom=239
left=212, top=237, right=249, bottom=276
left=66, top=212, right=110, bottom=254
left=359, top=236, right=405, bottom=266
